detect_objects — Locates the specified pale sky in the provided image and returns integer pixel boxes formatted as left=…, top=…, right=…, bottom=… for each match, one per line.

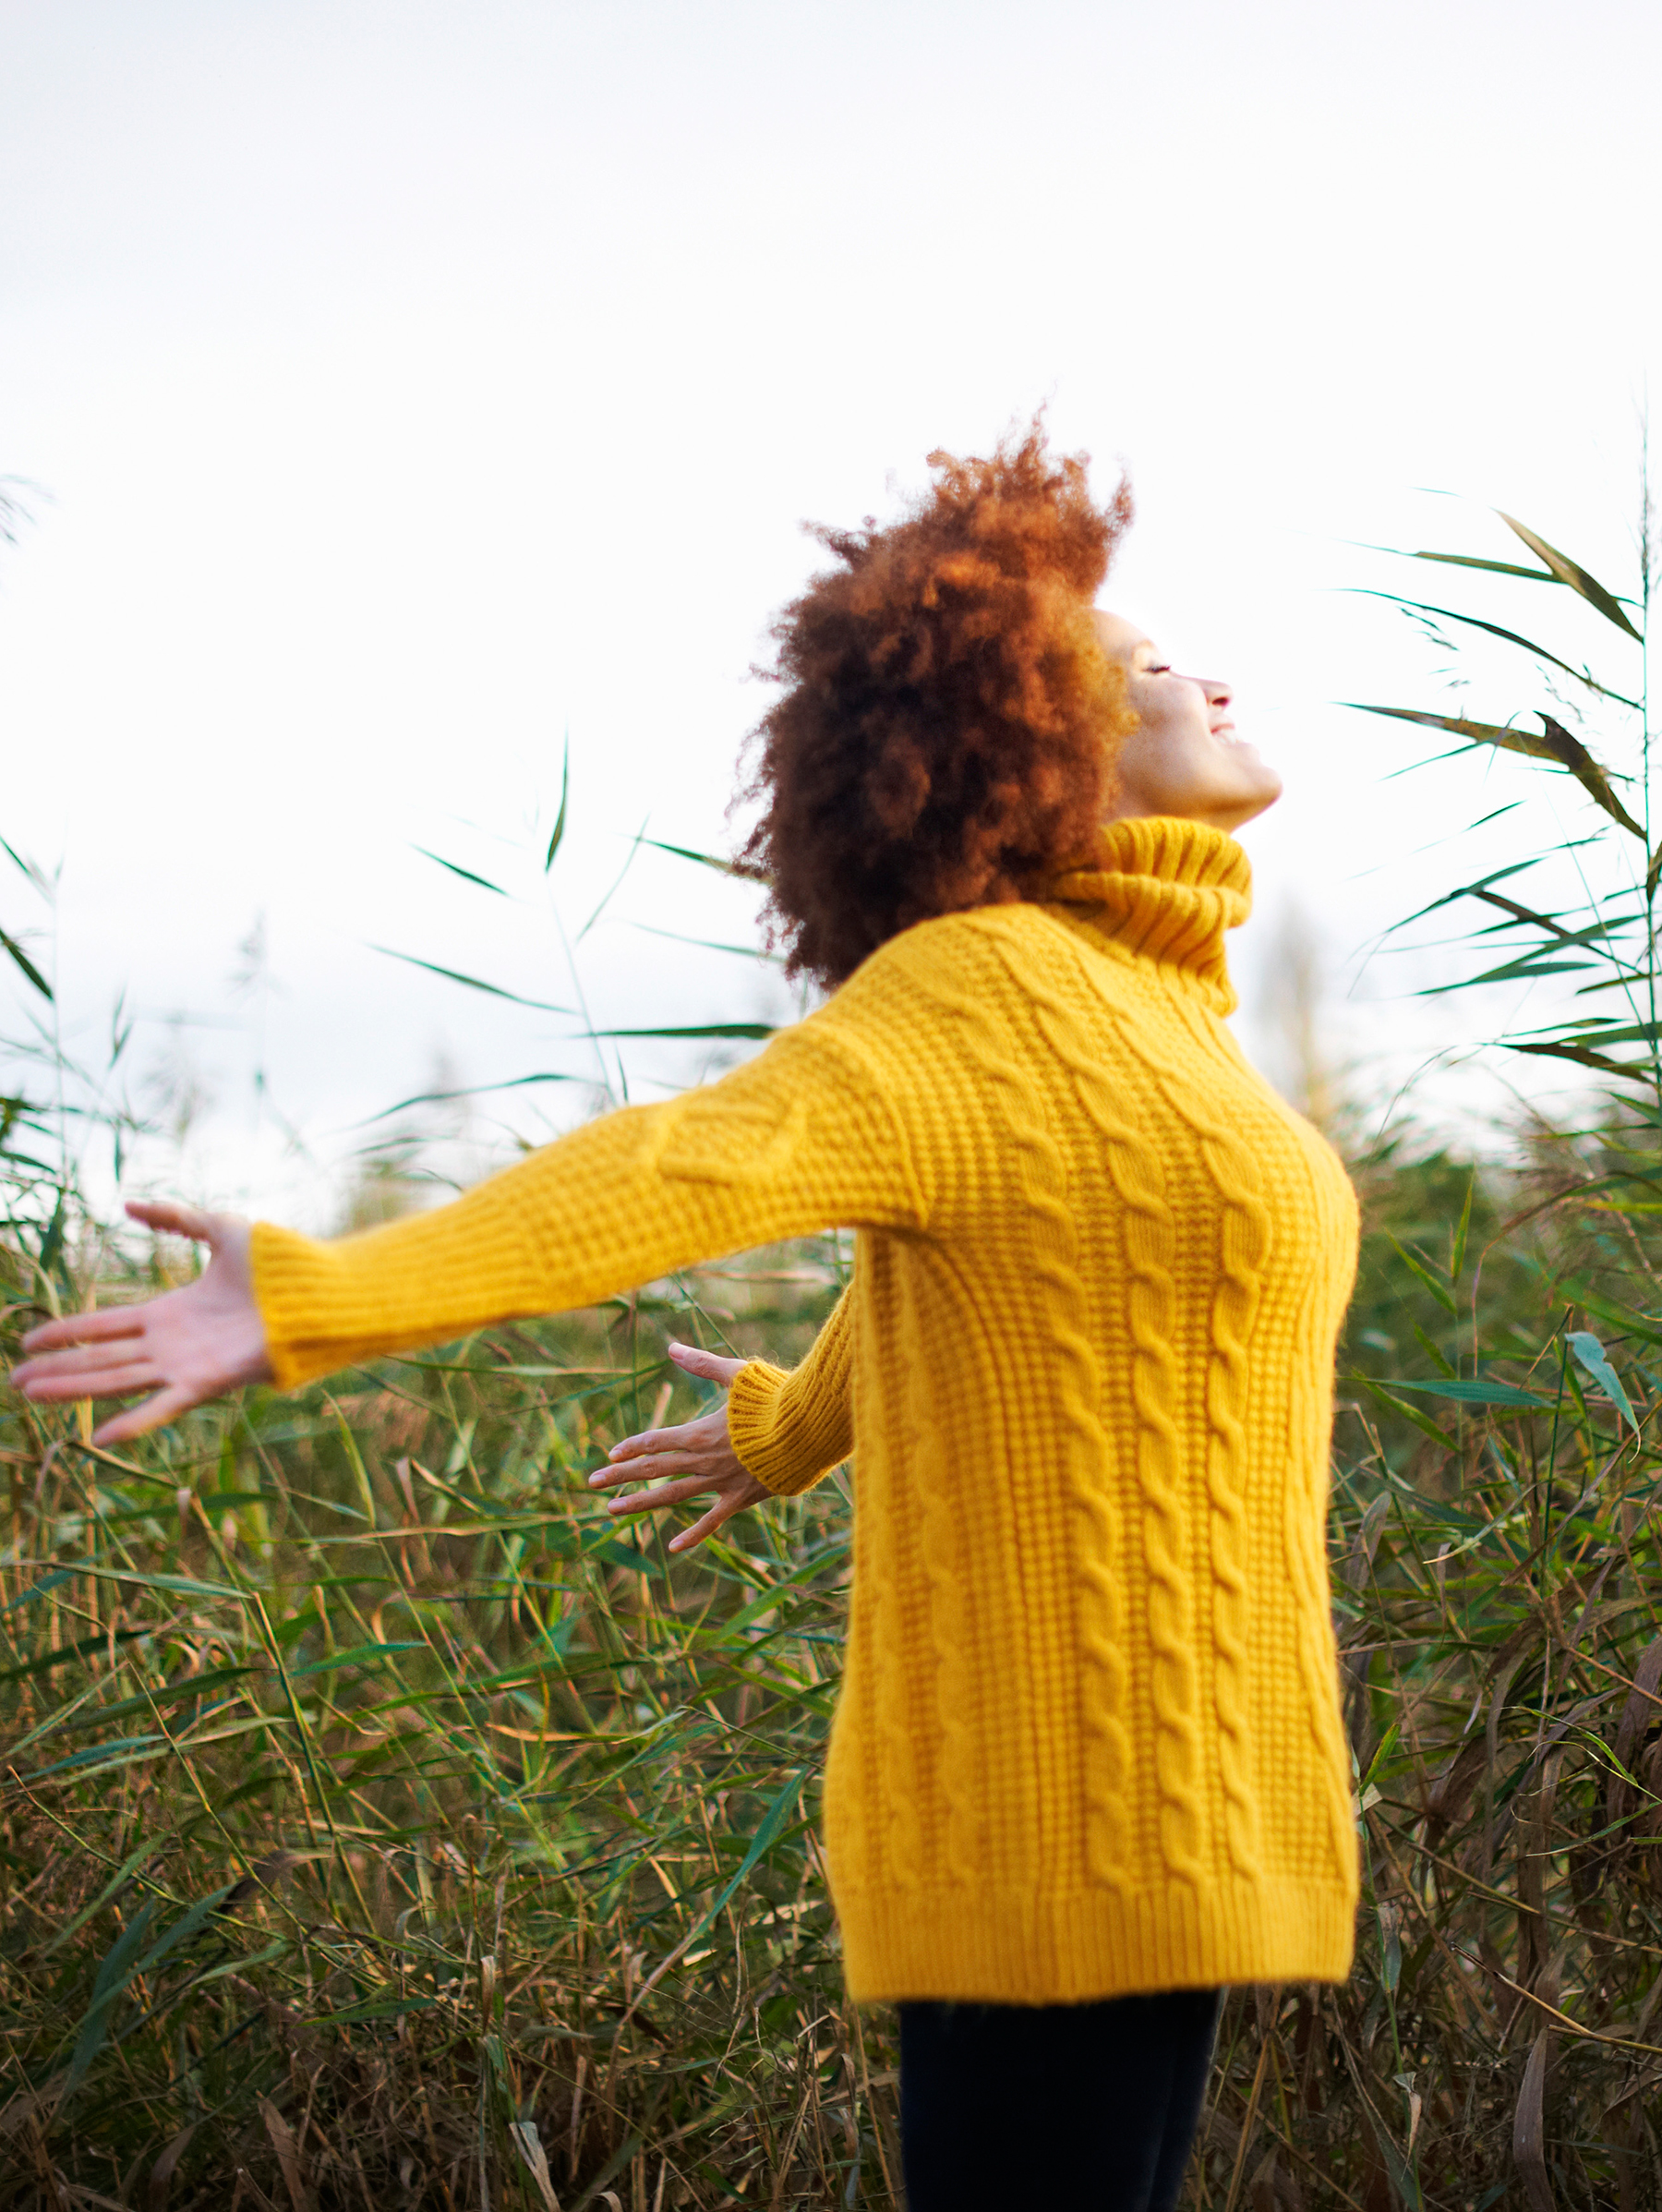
left=4, top=0, right=1658, bottom=1224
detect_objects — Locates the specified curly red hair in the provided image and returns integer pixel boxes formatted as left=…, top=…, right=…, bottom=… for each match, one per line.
left=736, top=416, right=1134, bottom=987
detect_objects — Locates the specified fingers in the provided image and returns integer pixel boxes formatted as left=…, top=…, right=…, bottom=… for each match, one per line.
left=126, top=1197, right=231, bottom=1244
left=668, top=1490, right=748, bottom=1553
left=607, top=1415, right=717, bottom=1465
left=602, top=1346, right=741, bottom=1467
left=125, top=1203, right=249, bottom=1256
left=18, top=1307, right=146, bottom=1354
left=92, top=1382, right=199, bottom=1446
left=13, top=1350, right=163, bottom=1401
left=592, top=1432, right=725, bottom=1486
left=601, top=1473, right=716, bottom=1517
left=589, top=1456, right=691, bottom=1492
left=667, top=1340, right=746, bottom=1387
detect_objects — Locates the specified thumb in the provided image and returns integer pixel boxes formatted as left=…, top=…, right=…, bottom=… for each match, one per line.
left=667, top=1341, right=746, bottom=1389
left=126, top=1197, right=225, bottom=1244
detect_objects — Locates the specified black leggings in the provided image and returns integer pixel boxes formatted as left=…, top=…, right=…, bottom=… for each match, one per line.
left=899, top=1988, right=1220, bottom=2212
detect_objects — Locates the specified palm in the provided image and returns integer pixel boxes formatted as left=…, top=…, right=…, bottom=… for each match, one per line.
left=11, top=1200, right=272, bottom=1444
left=589, top=1340, right=770, bottom=1552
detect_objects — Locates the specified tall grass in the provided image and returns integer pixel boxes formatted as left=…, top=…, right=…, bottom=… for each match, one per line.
left=1, top=1199, right=887, bottom=2207
left=6, top=471, right=1662, bottom=2207
left=0, top=826, right=892, bottom=2208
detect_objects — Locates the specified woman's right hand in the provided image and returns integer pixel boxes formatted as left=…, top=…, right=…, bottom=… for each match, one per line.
left=10, top=1199, right=273, bottom=1444
left=589, top=1340, right=770, bottom=1553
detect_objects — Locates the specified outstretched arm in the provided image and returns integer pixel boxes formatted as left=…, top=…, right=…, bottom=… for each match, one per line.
left=13, top=1012, right=919, bottom=1443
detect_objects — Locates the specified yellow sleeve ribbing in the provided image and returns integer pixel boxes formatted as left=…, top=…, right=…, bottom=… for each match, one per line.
left=251, top=1020, right=922, bottom=1390
left=729, top=1283, right=855, bottom=1498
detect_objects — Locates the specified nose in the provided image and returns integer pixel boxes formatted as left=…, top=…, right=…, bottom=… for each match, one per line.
left=1198, top=676, right=1233, bottom=708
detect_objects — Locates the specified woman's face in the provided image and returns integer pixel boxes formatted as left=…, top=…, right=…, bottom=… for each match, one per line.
left=1093, top=610, right=1283, bottom=832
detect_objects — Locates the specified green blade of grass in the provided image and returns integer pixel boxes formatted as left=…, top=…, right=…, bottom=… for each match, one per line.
left=1343, top=596, right=1642, bottom=710
left=1343, top=704, right=1644, bottom=837
left=640, top=837, right=766, bottom=883
left=545, top=731, right=570, bottom=871
left=0, top=924, right=52, bottom=999
left=585, top=1022, right=777, bottom=1042
left=412, top=847, right=512, bottom=897
left=368, top=945, right=574, bottom=1013
left=1565, top=1330, right=1638, bottom=1431
left=63, top=1898, right=157, bottom=2094
left=1499, top=511, right=1644, bottom=641
left=1381, top=1377, right=1551, bottom=1408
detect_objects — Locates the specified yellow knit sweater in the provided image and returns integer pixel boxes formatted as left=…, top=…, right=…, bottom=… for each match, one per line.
left=252, top=816, right=1361, bottom=2004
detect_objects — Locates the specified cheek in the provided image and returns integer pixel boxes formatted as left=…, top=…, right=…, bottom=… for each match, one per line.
left=1123, top=693, right=1197, bottom=791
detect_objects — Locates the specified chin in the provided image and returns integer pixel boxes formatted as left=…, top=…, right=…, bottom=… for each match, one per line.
left=1228, top=777, right=1283, bottom=827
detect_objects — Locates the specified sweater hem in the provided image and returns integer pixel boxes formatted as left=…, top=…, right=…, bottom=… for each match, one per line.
left=833, top=1877, right=1357, bottom=2005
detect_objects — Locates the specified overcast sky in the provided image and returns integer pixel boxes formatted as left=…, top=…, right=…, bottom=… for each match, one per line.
left=4, top=0, right=1659, bottom=1224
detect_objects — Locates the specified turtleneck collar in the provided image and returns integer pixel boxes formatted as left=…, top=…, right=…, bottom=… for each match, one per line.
left=1041, top=816, right=1252, bottom=1012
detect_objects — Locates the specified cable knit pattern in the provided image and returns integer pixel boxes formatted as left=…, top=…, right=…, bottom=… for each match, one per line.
left=249, top=814, right=1361, bottom=2004
left=918, top=976, right=1135, bottom=1894
left=1110, top=1005, right=1272, bottom=1888
left=997, top=949, right=1202, bottom=1890
left=903, top=1271, right=982, bottom=1889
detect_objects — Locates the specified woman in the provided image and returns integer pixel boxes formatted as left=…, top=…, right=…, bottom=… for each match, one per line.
left=14, top=421, right=1359, bottom=2210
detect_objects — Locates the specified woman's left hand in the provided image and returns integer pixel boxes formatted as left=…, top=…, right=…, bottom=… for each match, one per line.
left=589, top=1340, right=770, bottom=1553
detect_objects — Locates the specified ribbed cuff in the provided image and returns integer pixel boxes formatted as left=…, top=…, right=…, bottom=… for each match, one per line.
left=729, top=1353, right=851, bottom=1498
left=728, top=1361, right=798, bottom=1496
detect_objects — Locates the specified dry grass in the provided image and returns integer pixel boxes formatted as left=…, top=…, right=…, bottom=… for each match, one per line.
left=7, top=1162, right=1662, bottom=2209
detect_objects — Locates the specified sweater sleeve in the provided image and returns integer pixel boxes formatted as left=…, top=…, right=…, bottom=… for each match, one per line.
left=728, top=1281, right=855, bottom=1499
left=251, top=1015, right=924, bottom=1391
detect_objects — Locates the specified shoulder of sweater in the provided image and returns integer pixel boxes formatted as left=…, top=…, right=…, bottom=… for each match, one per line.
left=744, top=909, right=1077, bottom=1098
left=825, top=902, right=1065, bottom=1009
left=784, top=908, right=1084, bottom=1075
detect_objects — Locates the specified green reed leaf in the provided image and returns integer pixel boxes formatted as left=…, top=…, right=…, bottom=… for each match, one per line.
left=673, top=1766, right=808, bottom=1954
left=1386, top=1236, right=1458, bottom=1314
left=1343, top=704, right=1644, bottom=837
left=354, top=1071, right=579, bottom=1125
left=632, top=921, right=785, bottom=966
left=1383, top=1377, right=1552, bottom=1408
left=369, top=945, right=574, bottom=1013
left=640, top=838, right=767, bottom=882
left=1499, top=512, right=1643, bottom=641
left=413, top=847, right=512, bottom=897
left=1352, top=1375, right=1460, bottom=1448
left=288, top=1639, right=428, bottom=1678
left=586, top=1022, right=777, bottom=1042
left=1508, top=1038, right=1656, bottom=1082
left=4, top=1568, right=74, bottom=1614
left=1451, top=1171, right=1476, bottom=1283
left=1566, top=1331, right=1638, bottom=1431
left=1344, top=597, right=1642, bottom=709
left=545, top=731, right=571, bottom=872
left=0, top=924, right=52, bottom=999
left=64, top=1896, right=157, bottom=2094
left=0, top=1626, right=148, bottom=1686
left=1356, top=542, right=1560, bottom=585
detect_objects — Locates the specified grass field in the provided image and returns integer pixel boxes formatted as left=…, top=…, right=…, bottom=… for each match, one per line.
left=6, top=485, right=1662, bottom=2207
